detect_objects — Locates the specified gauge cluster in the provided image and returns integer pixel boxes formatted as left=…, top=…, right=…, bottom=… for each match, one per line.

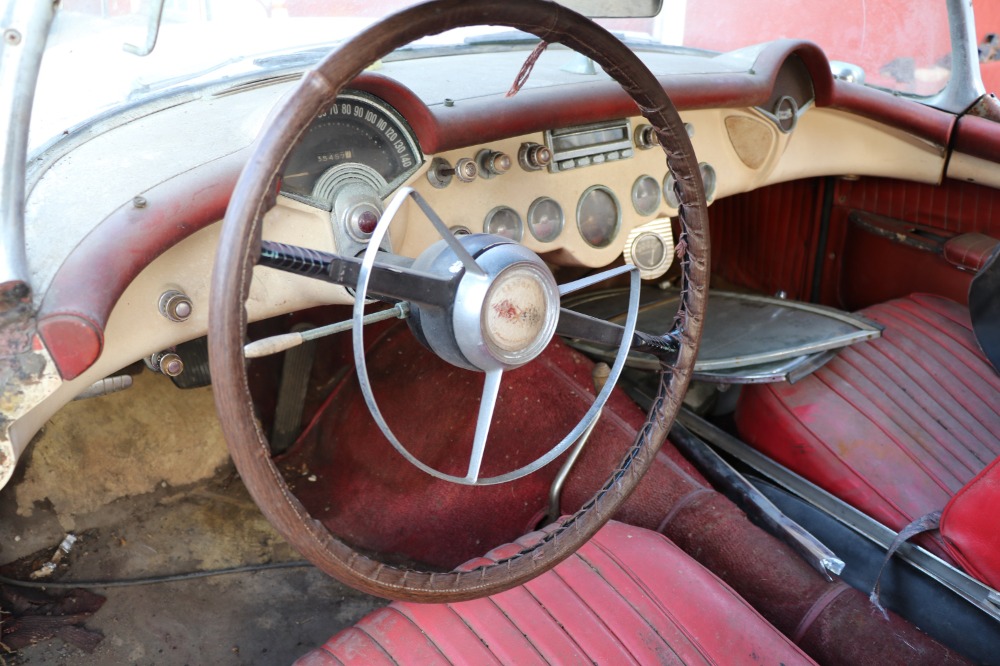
left=277, top=92, right=780, bottom=282
left=280, top=91, right=423, bottom=207
left=396, top=114, right=738, bottom=280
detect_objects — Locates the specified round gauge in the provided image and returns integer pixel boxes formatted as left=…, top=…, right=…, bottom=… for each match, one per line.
left=631, top=232, right=667, bottom=271
left=484, top=206, right=523, bottom=241
left=280, top=91, right=422, bottom=202
left=632, top=175, right=661, bottom=216
left=527, top=197, right=564, bottom=242
left=699, top=162, right=718, bottom=202
left=577, top=186, right=621, bottom=249
left=662, top=173, right=681, bottom=209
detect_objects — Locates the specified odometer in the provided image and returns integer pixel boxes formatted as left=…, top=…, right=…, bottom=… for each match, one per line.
left=280, top=91, right=422, bottom=205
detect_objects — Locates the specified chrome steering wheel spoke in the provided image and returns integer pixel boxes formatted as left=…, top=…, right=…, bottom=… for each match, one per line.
left=350, top=187, right=644, bottom=485
left=467, top=369, right=503, bottom=483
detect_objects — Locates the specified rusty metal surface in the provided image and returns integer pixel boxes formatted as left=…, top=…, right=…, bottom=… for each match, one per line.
left=0, top=330, right=61, bottom=490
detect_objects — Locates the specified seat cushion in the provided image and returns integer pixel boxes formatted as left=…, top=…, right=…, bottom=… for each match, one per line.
left=735, top=294, right=1000, bottom=554
left=295, top=521, right=815, bottom=665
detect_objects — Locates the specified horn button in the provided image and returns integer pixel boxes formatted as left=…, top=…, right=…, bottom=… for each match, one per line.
left=408, top=235, right=560, bottom=372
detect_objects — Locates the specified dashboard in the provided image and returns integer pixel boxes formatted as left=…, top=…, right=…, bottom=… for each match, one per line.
left=275, top=79, right=802, bottom=286
left=14, top=39, right=954, bottom=455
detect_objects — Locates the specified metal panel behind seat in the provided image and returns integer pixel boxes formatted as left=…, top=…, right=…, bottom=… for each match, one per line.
left=563, top=287, right=882, bottom=383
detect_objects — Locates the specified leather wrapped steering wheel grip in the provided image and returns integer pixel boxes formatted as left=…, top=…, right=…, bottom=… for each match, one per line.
left=208, top=0, right=709, bottom=602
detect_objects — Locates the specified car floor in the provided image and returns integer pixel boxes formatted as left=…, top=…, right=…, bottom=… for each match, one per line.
left=0, top=371, right=385, bottom=665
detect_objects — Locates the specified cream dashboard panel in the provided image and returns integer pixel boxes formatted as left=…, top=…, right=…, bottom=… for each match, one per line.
left=11, top=201, right=348, bottom=461
left=387, top=108, right=789, bottom=268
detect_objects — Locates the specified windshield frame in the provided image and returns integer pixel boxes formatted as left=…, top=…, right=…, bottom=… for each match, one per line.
left=928, top=0, right=985, bottom=114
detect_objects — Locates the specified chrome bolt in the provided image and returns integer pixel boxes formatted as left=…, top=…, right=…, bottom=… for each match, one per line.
left=133, top=195, right=147, bottom=208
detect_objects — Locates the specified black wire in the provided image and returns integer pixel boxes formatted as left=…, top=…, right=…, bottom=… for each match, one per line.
left=0, top=560, right=313, bottom=590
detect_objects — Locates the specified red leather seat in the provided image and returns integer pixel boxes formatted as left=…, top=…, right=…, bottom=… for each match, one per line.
left=295, top=520, right=815, bottom=665
left=941, top=457, right=1000, bottom=589
left=735, top=294, right=1000, bottom=559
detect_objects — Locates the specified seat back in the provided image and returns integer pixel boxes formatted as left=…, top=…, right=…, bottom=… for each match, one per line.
left=941, top=456, right=1000, bottom=590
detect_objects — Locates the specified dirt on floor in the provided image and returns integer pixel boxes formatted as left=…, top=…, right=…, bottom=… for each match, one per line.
left=13, top=371, right=231, bottom=528
left=0, top=369, right=385, bottom=665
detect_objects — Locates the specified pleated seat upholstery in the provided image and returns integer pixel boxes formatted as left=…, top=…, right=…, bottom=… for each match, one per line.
left=735, top=294, right=1000, bottom=556
left=295, top=520, right=815, bottom=665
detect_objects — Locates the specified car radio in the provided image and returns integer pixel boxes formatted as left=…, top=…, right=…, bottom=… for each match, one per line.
left=544, top=119, right=634, bottom=173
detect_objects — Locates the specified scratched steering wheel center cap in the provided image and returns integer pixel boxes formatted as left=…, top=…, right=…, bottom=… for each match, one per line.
left=482, top=264, right=557, bottom=361
left=407, top=235, right=560, bottom=373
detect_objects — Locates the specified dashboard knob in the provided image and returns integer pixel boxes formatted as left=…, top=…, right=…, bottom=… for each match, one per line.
left=453, top=157, right=478, bottom=182
left=477, top=150, right=512, bottom=178
left=158, top=290, right=193, bottom=322
left=147, top=351, right=184, bottom=377
left=428, top=157, right=478, bottom=187
left=518, top=142, right=552, bottom=171
left=634, top=124, right=660, bottom=149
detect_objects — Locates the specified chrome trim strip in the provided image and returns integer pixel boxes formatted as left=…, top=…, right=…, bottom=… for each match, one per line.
left=677, top=408, right=1000, bottom=622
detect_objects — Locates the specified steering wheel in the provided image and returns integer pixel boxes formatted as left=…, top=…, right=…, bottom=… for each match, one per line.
left=209, top=0, right=708, bottom=602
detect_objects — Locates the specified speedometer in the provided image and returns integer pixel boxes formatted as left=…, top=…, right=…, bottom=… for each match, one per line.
left=280, top=91, right=423, bottom=205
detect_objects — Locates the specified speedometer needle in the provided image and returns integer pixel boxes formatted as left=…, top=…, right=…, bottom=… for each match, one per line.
left=283, top=172, right=310, bottom=179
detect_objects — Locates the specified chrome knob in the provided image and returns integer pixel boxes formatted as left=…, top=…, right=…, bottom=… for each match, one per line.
left=427, top=157, right=478, bottom=188
left=518, top=143, right=551, bottom=171
left=453, top=157, right=478, bottom=182
left=477, top=150, right=512, bottom=178
left=159, top=290, right=192, bottom=322
left=148, top=351, right=184, bottom=377
left=634, top=124, right=660, bottom=149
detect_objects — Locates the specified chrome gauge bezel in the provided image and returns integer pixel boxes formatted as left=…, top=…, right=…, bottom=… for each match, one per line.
left=662, top=172, right=680, bottom=209
left=483, top=205, right=524, bottom=242
left=576, top=185, right=621, bottom=249
left=631, top=174, right=661, bottom=216
left=699, top=162, right=718, bottom=203
left=527, top=197, right=565, bottom=243
left=623, top=217, right=675, bottom=281
left=279, top=90, right=424, bottom=210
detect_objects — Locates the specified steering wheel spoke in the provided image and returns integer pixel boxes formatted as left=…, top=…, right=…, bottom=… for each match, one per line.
left=467, top=369, right=503, bottom=483
left=258, top=240, right=456, bottom=308
left=558, top=264, right=635, bottom=296
left=557, top=309, right=681, bottom=367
